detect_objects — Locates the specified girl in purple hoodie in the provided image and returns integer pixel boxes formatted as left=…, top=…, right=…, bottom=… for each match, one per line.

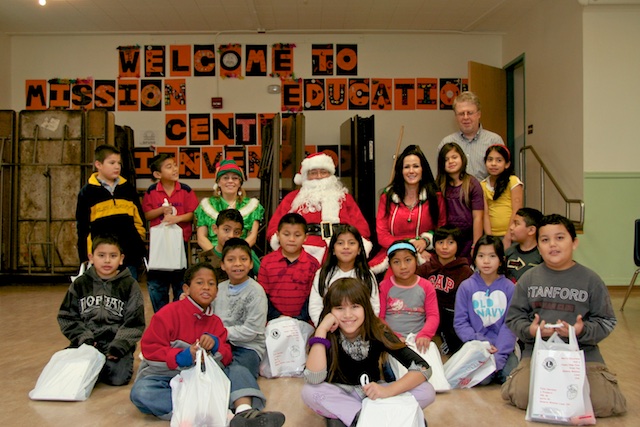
left=453, top=235, right=517, bottom=385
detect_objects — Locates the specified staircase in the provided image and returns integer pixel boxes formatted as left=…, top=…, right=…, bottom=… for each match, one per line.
left=518, top=145, right=585, bottom=232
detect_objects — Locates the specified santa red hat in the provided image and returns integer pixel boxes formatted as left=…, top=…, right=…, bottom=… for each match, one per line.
left=294, top=152, right=336, bottom=186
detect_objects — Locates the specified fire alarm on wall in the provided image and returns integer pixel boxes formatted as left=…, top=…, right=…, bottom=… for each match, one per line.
left=211, top=97, right=223, bottom=109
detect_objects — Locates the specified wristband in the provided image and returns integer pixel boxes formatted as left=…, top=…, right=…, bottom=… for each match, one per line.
left=308, top=336, right=331, bottom=349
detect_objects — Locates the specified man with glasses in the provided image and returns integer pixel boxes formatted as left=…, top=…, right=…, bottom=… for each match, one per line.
left=266, top=152, right=372, bottom=263
left=437, top=91, right=505, bottom=181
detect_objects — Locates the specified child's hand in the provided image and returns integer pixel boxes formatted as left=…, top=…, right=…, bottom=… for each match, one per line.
left=362, top=382, right=392, bottom=400
left=106, top=354, right=119, bottom=361
left=162, top=214, right=179, bottom=225
left=415, top=337, right=431, bottom=353
left=198, top=334, right=215, bottom=351
left=529, top=313, right=555, bottom=338
left=317, top=313, right=339, bottom=336
left=555, top=315, right=584, bottom=338
left=189, top=339, right=200, bottom=360
left=162, top=205, right=174, bottom=216
left=488, top=344, right=498, bottom=354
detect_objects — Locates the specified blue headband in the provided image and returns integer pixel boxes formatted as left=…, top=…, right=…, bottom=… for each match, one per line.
left=387, top=242, right=417, bottom=256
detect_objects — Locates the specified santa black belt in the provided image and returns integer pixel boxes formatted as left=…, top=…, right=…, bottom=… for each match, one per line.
left=307, top=222, right=342, bottom=239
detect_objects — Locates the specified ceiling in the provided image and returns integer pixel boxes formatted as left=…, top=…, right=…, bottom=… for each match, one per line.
left=0, top=0, right=543, bottom=36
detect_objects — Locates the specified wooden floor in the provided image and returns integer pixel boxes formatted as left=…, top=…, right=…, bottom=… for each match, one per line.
left=0, top=281, right=637, bottom=427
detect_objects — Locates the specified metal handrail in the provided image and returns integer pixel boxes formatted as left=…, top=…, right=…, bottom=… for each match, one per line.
left=519, top=145, right=585, bottom=228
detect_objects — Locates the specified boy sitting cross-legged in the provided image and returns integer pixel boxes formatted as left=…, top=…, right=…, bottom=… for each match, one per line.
left=130, top=263, right=232, bottom=420
left=58, top=235, right=145, bottom=386
left=502, top=214, right=627, bottom=417
left=214, top=238, right=286, bottom=427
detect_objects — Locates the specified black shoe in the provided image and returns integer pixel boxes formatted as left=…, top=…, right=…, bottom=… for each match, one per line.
left=230, top=409, right=285, bottom=427
left=326, top=418, right=347, bottom=427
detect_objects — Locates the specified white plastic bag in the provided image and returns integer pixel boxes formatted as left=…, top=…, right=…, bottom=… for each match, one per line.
left=70, top=261, right=91, bottom=283
left=443, top=340, right=496, bottom=388
left=170, top=348, right=230, bottom=427
left=148, top=223, right=187, bottom=271
left=525, top=326, right=595, bottom=425
left=389, top=334, right=451, bottom=392
left=29, top=344, right=106, bottom=401
left=356, top=374, right=424, bottom=427
left=259, top=317, right=315, bottom=378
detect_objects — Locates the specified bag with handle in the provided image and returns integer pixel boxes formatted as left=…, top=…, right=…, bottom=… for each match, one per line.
left=29, top=344, right=106, bottom=401
left=356, top=373, right=424, bottom=427
left=443, top=340, right=496, bottom=388
left=388, top=333, right=450, bottom=393
left=148, top=222, right=187, bottom=271
left=525, top=326, right=595, bottom=425
left=259, top=316, right=315, bottom=378
left=170, top=348, right=231, bottom=427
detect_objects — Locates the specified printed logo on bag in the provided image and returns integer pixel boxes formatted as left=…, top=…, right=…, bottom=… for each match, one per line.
left=567, top=384, right=578, bottom=400
left=270, top=329, right=281, bottom=339
left=542, top=357, right=556, bottom=371
left=290, top=345, right=301, bottom=358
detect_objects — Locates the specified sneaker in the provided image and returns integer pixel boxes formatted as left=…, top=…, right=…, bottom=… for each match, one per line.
left=230, top=408, right=285, bottom=427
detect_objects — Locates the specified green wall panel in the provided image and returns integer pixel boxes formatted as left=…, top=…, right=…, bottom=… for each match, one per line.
left=574, top=172, right=640, bottom=286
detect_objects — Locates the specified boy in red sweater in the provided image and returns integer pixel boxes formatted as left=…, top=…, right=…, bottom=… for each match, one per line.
left=258, top=213, right=320, bottom=322
left=417, top=225, right=473, bottom=354
left=130, top=263, right=231, bottom=420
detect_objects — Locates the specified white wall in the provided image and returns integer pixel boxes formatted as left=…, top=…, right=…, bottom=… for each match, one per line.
left=8, top=33, right=502, bottom=193
left=503, top=0, right=585, bottom=203
left=583, top=5, right=640, bottom=172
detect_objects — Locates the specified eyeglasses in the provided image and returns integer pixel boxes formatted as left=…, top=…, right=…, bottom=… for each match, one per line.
left=455, top=110, right=479, bottom=118
left=307, top=169, right=331, bottom=179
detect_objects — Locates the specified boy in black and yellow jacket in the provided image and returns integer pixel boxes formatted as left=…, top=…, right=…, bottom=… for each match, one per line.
left=76, top=144, right=146, bottom=278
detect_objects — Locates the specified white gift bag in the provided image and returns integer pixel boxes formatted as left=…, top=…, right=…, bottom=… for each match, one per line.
left=259, top=317, right=315, bottom=378
left=356, top=374, right=424, bottom=427
left=148, top=223, right=187, bottom=271
left=389, top=334, right=450, bottom=393
left=70, top=261, right=91, bottom=283
left=29, top=344, right=106, bottom=401
left=443, top=340, right=496, bottom=388
left=525, top=326, right=596, bottom=425
left=170, top=348, right=230, bottom=427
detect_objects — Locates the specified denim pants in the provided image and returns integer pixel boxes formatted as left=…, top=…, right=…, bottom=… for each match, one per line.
left=129, top=374, right=174, bottom=420
left=129, top=346, right=266, bottom=419
left=227, top=345, right=267, bottom=410
left=146, top=268, right=185, bottom=312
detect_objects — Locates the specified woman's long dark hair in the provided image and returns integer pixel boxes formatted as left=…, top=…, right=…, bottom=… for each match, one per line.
left=318, top=225, right=375, bottom=297
left=384, top=145, right=440, bottom=225
left=484, top=145, right=514, bottom=201
left=319, top=278, right=403, bottom=382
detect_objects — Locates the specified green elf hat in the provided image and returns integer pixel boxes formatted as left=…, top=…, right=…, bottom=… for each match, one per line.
left=215, top=159, right=245, bottom=182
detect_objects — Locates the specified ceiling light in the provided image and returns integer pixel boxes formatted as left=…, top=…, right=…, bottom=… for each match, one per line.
left=39, top=0, right=46, bottom=6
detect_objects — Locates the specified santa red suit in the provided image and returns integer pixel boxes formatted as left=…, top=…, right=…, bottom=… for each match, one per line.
left=267, top=152, right=372, bottom=263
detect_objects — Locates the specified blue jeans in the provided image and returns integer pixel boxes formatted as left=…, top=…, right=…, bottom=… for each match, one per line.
left=129, top=374, right=174, bottom=420
left=146, top=269, right=185, bottom=312
left=226, top=346, right=266, bottom=410
left=130, top=347, right=266, bottom=419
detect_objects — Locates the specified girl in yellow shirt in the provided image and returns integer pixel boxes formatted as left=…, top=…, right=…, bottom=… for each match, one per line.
left=481, top=145, right=523, bottom=249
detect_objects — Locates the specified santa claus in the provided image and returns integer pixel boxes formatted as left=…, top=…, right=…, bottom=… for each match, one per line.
left=267, top=152, right=372, bottom=263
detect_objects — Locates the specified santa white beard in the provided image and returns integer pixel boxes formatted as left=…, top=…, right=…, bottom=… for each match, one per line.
left=291, top=175, right=347, bottom=223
